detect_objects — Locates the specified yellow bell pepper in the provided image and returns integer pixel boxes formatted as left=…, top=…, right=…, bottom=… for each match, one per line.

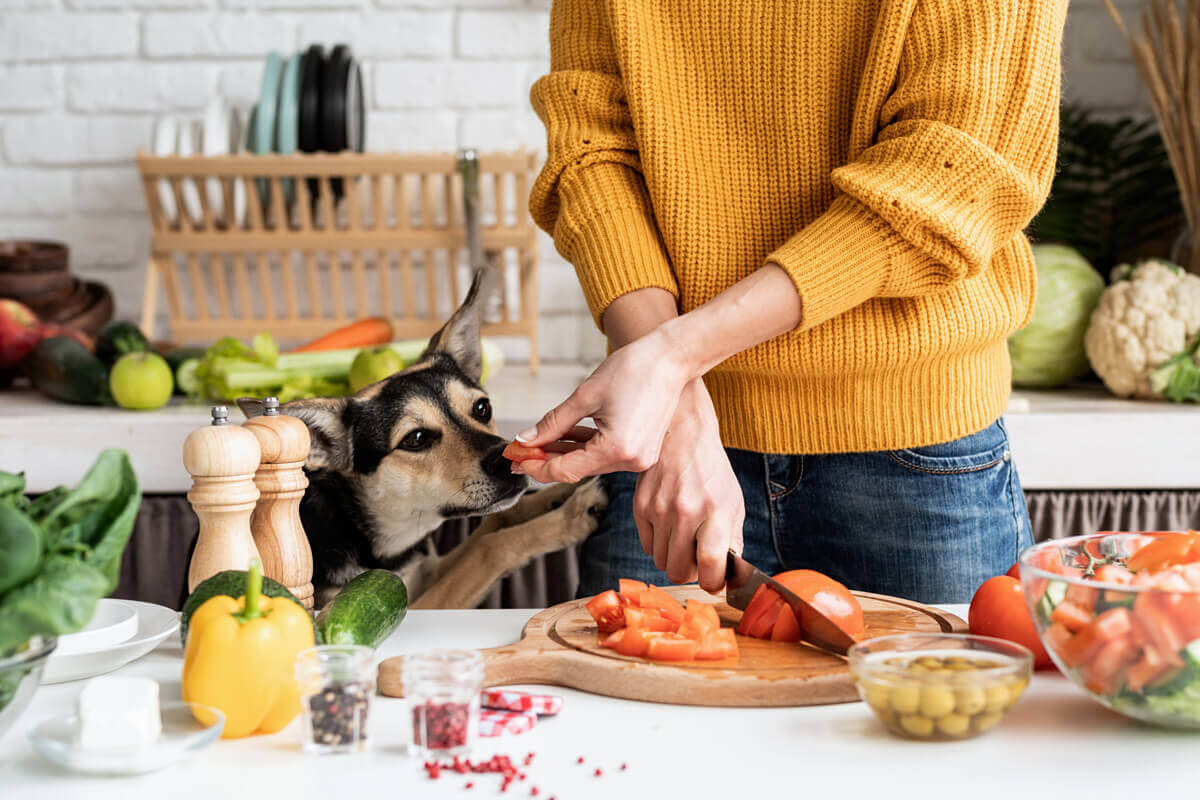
left=182, top=558, right=315, bottom=738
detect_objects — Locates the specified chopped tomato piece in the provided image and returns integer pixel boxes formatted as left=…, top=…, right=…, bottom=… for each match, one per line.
left=1084, top=633, right=1139, bottom=695
left=677, top=603, right=720, bottom=642
left=1125, top=645, right=1178, bottom=693
left=1050, top=599, right=1093, bottom=633
left=645, top=633, right=699, bottom=662
left=747, top=596, right=784, bottom=640
left=618, top=579, right=648, bottom=600
left=600, top=629, right=625, bottom=650
left=1127, top=532, right=1200, bottom=573
left=1042, top=621, right=1073, bottom=658
left=685, top=601, right=721, bottom=628
left=502, top=441, right=546, bottom=463
left=615, top=627, right=653, bottom=658
left=586, top=590, right=625, bottom=633
left=1134, top=591, right=1187, bottom=657
left=1089, top=607, right=1134, bottom=644
left=623, top=607, right=676, bottom=633
left=1059, top=624, right=1105, bottom=669
left=695, top=628, right=739, bottom=660
left=1064, top=582, right=1099, bottom=612
left=771, top=603, right=801, bottom=642
left=638, top=585, right=686, bottom=624
left=1156, top=590, right=1200, bottom=641
left=736, top=584, right=775, bottom=637
left=1094, top=564, right=1134, bottom=585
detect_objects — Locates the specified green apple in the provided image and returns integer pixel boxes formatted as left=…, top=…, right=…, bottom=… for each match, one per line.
left=109, top=351, right=174, bottom=410
left=349, top=346, right=405, bottom=393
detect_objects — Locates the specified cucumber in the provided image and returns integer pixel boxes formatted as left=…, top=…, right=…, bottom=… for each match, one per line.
left=174, top=358, right=201, bottom=397
left=27, top=337, right=111, bottom=405
left=315, top=570, right=407, bottom=648
left=181, top=569, right=315, bottom=644
left=1186, top=640, right=1200, bottom=669
left=95, top=321, right=149, bottom=368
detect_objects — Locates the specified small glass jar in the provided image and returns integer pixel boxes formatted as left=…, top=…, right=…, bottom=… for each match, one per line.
left=295, top=645, right=374, bottom=755
left=404, top=649, right=484, bottom=759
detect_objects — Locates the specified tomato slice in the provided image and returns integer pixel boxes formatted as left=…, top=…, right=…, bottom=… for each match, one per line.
left=1125, top=645, right=1181, bottom=693
left=1089, top=607, right=1134, bottom=644
left=638, top=585, right=686, bottom=624
left=1059, top=624, right=1105, bottom=669
left=501, top=441, right=546, bottom=463
left=618, top=579, right=648, bottom=600
left=695, top=628, right=739, bottom=660
left=1156, top=590, right=1200, bottom=641
left=600, top=629, right=625, bottom=650
left=685, top=601, right=720, bottom=628
left=586, top=590, right=625, bottom=633
left=1050, top=599, right=1093, bottom=633
left=772, top=569, right=865, bottom=642
left=736, top=584, right=775, bottom=636
left=1084, top=632, right=1140, bottom=694
left=615, top=627, right=653, bottom=657
left=1064, top=582, right=1099, bottom=612
left=677, top=603, right=720, bottom=642
left=645, top=633, right=698, bottom=662
left=1042, top=621, right=1073, bottom=660
left=1134, top=591, right=1187, bottom=657
left=771, top=603, right=801, bottom=642
left=1127, top=533, right=1200, bottom=573
left=624, top=607, right=677, bottom=633
left=747, top=596, right=784, bottom=640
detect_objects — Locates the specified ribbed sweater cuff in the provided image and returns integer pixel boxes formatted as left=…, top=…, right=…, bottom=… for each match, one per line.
left=767, top=194, right=899, bottom=332
left=555, top=164, right=678, bottom=330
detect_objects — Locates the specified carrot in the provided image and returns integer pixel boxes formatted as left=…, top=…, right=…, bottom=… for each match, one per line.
left=291, top=317, right=394, bottom=353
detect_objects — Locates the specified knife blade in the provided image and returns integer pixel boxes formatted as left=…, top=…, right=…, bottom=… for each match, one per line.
left=724, top=550, right=857, bottom=656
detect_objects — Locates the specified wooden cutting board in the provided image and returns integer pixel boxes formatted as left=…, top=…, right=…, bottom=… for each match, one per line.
left=377, top=585, right=965, bottom=707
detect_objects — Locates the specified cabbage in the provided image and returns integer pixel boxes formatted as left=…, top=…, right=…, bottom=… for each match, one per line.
left=1009, top=244, right=1106, bottom=388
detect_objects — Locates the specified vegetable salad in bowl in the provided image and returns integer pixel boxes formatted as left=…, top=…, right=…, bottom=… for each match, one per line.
left=1019, top=532, right=1200, bottom=728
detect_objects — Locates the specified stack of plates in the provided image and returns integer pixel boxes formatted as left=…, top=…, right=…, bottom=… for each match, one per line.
left=41, top=599, right=179, bottom=684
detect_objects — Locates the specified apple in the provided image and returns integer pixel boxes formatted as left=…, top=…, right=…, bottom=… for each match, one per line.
left=38, top=324, right=93, bottom=352
left=109, top=351, right=174, bottom=410
left=0, top=299, right=42, bottom=369
left=349, top=346, right=405, bottom=393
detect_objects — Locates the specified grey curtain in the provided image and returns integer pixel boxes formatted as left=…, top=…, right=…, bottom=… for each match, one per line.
left=115, top=490, right=1200, bottom=610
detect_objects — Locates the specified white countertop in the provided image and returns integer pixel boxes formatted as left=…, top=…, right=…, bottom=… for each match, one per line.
left=2, top=605, right=1197, bottom=800
left=1, top=368, right=1197, bottom=492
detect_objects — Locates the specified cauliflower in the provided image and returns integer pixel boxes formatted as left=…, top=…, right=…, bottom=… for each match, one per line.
left=1084, top=259, right=1200, bottom=400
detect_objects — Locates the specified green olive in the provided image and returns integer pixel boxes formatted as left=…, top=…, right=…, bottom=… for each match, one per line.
left=955, top=687, right=986, bottom=715
left=1006, top=678, right=1028, bottom=706
left=918, top=686, right=956, bottom=718
left=915, top=656, right=945, bottom=670
left=899, top=714, right=934, bottom=737
left=889, top=685, right=921, bottom=714
left=984, top=684, right=1010, bottom=713
left=944, top=656, right=973, bottom=668
left=974, top=711, right=1004, bottom=732
left=936, top=713, right=971, bottom=737
left=863, top=682, right=891, bottom=711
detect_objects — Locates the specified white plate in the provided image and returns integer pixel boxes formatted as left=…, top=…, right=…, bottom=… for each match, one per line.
left=42, top=601, right=179, bottom=685
left=54, top=600, right=138, bottom=657
left=151, top=115, right=179, bottom=225
left=176, top=120, right=205, bottom=226
left=201, top=96, right=230, bottom=220
left=28, top=701, right=223, bottom=776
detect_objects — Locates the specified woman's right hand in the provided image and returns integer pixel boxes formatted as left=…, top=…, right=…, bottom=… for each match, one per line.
left=513, top=327, right=693, bottom=485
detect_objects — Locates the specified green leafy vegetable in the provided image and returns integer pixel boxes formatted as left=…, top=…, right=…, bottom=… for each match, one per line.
left=1148, top=332, right=1200, bottom=403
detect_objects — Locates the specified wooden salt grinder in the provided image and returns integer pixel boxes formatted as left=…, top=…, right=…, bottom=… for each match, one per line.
left=243, top=397, right=314, bottom=609
left=183, top=406, right=262, bottom=593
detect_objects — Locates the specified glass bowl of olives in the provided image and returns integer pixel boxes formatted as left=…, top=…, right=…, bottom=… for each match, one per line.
left=848, top=633, right=1032, bottom=741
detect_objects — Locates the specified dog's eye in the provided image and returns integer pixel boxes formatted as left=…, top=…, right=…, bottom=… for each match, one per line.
left=398, top=429, right=434, bottom=451
left=471, top=398, right=492, bottom=422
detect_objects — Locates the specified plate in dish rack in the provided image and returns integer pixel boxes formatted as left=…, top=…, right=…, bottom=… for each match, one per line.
left=42, top=600, right=179, bottom=684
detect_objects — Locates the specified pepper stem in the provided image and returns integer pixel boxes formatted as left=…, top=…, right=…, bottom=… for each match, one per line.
left=233, top=557, right=269, bottom=624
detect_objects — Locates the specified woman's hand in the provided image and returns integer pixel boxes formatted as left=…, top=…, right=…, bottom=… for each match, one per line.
left=513, top=327, right=691, bottom=484
left=633, top=379, right=744, bottom=592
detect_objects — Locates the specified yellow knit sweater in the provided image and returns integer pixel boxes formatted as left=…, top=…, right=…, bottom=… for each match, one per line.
left=529, top=0, right=1066, bottom=455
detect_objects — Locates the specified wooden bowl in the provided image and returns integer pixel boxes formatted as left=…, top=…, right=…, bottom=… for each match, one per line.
left=36, top=280, right=92, bottom=323
left=59, top=282, right=114, bottom=336
left=0, top=269, right=73, bottom=307
left=0, top=241, right=69, bottom=272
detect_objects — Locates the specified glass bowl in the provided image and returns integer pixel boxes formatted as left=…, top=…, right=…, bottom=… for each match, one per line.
left=848, top=633, right=1032, bottom=741
left=0, top=636, right=57, bottom=740
left=1019, top=532, right=1200, bottom=729
left=27, top=701, right=224, bottom=775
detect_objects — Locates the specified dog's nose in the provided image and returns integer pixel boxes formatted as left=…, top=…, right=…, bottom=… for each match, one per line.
left=481, top=445, right=512, bottom=479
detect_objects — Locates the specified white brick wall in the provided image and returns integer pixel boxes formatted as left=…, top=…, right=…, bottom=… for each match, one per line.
left=0, top=0, right=1151, bottom=364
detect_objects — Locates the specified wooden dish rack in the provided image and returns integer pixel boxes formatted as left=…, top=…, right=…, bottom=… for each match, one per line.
left=135, top=150, right=540, bottom=370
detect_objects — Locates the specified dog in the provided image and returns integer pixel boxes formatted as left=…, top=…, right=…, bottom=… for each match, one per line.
left=237, top=272, right=606, bottom=609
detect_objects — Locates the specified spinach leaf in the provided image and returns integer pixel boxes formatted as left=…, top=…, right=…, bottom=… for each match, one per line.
left=0, top=471, right=28, bottom=511
left=0, top=504, right=43, bottom=595
left=0, top=555, right=109, bottom=654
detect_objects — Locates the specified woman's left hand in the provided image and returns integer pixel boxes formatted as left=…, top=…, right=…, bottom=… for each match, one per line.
left=513, top=328, right=691, bottom=484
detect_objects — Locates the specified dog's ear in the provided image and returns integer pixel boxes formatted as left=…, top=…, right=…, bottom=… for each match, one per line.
left=422, top=268, right=485, bottom=383
left=278, top=396, right=352, bottom=471
left=236, top=397, right=264, bottom=419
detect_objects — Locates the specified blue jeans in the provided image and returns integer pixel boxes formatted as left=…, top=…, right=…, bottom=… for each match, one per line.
left=577, top=419, right=1032, bottom=605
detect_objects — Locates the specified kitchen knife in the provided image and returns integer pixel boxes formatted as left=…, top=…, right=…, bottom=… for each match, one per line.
left=724, top=550, right=857, bottom=656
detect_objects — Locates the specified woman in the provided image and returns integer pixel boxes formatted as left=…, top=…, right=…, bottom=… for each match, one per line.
left=519, top=0, right=1066, bottom=603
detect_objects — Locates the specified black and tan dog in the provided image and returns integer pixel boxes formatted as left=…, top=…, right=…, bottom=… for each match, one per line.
left=238, top=274, right=605, bottom=609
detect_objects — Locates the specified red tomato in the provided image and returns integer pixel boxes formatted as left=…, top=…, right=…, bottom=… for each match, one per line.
left=773, top=570, right=866, bottom=642
left=695, top=628, right=739, bottom=661
left=1125, top=644, right=1183, bottom=692
left=1006, top=563, right=1021, bottom=579
left=747, top=596, right=784, bottom=640
left=1064, top=582, right=1099, bottom=612
left=1134, top=591, right=1187, bottom=657
left=501, top=441, right=546, bottom=463
left=770, top=603, right=800, bottom=642
left=618, top=579, right=648, bottom=600
left=600, top=629, right=625, bottom=650
left=645, top=633, right=698, bottom=662
left=1042, top=621, right=1073, bottom=658
left=638, top=586, right=686, bottom=625
left=586, top=590, right=625, bottom=633
left=968, top=576, right=1053, bottom=669
left=616, top=627, right=653, bottom=658
left=1050, top=600, right=1093, bottom=634
left=1084, top=633, right=1140, bottom=695
left=736, top=585, right=775, bottom=636
left=1156, top=591, right=1200, bottom=641
left=1127, top=533, right=1200, bottom=573
left=623, top=607, right=676, bottom=633
left=677, top=606, right=719, bottom=642
left=1089, top=607, right=1134, bottom=644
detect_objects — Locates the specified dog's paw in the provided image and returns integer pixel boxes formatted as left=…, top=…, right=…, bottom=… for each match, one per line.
left=560, top=477, right=607, bottom=539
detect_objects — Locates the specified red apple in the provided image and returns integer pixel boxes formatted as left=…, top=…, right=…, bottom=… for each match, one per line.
left=0, top=299, right=42, bottom=369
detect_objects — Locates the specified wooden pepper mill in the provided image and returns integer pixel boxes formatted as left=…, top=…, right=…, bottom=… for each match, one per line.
left=243, top=397, right=315, bottom=609
left=183, top=406, right=262, bottom=593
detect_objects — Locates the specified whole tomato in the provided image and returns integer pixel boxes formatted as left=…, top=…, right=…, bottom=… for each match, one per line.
left=969, top=575, right=1053, bottom=670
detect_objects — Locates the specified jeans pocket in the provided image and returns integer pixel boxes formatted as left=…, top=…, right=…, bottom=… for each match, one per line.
left=886, top=420, right=1010, bottom=476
